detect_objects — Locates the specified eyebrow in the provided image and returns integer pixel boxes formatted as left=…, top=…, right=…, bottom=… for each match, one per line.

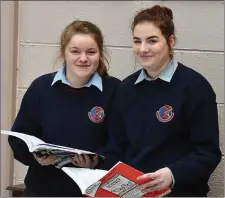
left=133, top=36, right=158, bottom=40
left=69, top=47, right=97, bottom=50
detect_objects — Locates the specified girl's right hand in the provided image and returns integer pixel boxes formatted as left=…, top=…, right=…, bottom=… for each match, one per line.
left=72, top=154, right=99, bottom=168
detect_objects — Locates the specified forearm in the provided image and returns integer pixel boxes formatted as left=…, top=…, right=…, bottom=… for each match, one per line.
left=168, top=148, right=221, bottom=188
left=8, top=136, right=37, bottom=166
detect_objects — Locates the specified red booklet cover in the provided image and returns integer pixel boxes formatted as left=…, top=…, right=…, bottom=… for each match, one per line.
left=84, top=162, right=171, bottom=197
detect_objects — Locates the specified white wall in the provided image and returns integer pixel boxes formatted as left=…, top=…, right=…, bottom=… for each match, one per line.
left=4, top=1, right=224, bottom=196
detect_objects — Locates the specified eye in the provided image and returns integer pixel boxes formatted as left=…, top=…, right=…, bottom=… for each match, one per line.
left=133, top=40, right=141, bottom=44
left=71, top=50, right=79, bottom=54
left=148, top=40, right=157, bottom=44
left=87, top=51, right=96, bottom=54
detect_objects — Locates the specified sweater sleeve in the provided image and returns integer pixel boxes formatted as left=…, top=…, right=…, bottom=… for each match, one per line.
left=97, top=87, right=127, bottom=170
left=8, top=79, right=42, bottom=166
left=168, top=77, right=222, bottom=189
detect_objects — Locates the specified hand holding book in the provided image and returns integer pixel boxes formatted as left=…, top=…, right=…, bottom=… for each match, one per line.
left=2, top=130, right=171, bottom=196
left=33, top=154, right=58, bottom=166
left=137, top=167, right=173, bottom=194
left=61, top=161, right=171, bottom=197
left=72, top=154, right=99, bottom=169
left=1, top=130, right=104, bottom=169
left=33, top=153, right=86, bottom=168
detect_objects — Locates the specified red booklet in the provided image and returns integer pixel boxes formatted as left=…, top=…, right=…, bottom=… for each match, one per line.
left=62, top=161, right=171, bottom=197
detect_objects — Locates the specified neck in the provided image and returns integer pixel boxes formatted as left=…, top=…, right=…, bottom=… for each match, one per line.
left=66, top=73, right=90, bottom=89
left=146, top=58, right=171, bottom=79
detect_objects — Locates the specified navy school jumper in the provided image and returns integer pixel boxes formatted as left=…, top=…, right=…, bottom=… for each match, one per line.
left=8, top=72, right=120, bottom=197
left=99, top=62, right=222, bottom=196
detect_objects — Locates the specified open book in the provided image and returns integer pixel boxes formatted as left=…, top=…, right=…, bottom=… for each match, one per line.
left=1, top=130, right=104, bottom=168
left=62, top=161, right=171, bottom=197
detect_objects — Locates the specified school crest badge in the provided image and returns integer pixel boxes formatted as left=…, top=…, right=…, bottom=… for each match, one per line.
left=88, top=106, right=105, bottom=123
left=156, top=105, right=174, bottom=123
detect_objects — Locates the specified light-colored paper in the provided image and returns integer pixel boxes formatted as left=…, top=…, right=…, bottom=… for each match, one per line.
left=1, top=130, right=104, bottom=168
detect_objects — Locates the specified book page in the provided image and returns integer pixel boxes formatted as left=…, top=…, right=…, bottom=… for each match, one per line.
left=35, top=144, right=104, bottom=161
left=62, top=167, right=108, bottom=194
left=1, top=130, right=45, bottom=152
left=36, top=143, right=98, bottom=155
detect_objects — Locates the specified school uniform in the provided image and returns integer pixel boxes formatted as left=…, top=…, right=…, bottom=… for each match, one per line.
left=8, top=66, right=120, bottom=197
left=100, top=60, right=221, bottom=196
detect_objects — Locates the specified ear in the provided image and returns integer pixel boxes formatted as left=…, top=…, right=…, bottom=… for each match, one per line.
left=169, top=35, right=175, bottom=48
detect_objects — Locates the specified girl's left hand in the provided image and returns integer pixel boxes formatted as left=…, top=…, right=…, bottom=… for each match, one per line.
left=33, top=154, right=57, bottom=166
left=137, top=167, right=173, bottom=193
left=72, top=154, right=99, bottom=168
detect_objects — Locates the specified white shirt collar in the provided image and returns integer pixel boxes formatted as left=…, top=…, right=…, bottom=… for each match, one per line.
left=51, top=65, right=103, bottom=92
left=134, top=60, right=178, bottom=85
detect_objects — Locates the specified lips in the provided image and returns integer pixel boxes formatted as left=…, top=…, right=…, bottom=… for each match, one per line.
left=139, top=56, right=153, bottom=60
left=76, top=65, right=90, bottom=67
left=139, top=55, right=153, bottom=58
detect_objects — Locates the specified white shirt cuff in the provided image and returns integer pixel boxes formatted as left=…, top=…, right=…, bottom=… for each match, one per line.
left=167, top=167, right=175, bottom=188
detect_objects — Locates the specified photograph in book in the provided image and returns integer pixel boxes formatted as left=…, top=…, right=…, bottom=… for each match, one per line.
left=62, top=161, right=171, bottom=197
left=1, top=130, right=104, bottom=168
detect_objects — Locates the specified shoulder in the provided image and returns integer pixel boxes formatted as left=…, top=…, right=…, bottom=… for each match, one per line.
left=31, top=72, right=56, bottom=86
left=110, top=70, right=141, bottom=101
left=103, top=76, right=121, bottom=84
left=20, top=72, right=55, bottom=105
left=28, top=72, right=56, bottom=89
left=25, top=72, right=56, bottom=96
left=176, top=63, right=216, bottom=99
left=102, top=76, right=121, bottom=89
left=119, top=70, right=142, bottom=90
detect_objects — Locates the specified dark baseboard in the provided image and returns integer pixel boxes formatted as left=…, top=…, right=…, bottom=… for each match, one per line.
left=6, top=183, right=25, bottom=197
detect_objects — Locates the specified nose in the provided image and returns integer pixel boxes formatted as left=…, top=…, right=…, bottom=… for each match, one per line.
left=140, top=43, right=149, bottom=53
left=79, top=53, right=88, bottom=62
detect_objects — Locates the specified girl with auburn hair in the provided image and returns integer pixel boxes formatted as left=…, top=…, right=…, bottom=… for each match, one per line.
left=8, top=20, right=120, bottom=197
left=77, top=5, right=221, bottom=197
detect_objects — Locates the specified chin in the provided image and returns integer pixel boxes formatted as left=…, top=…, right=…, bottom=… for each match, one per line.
left=76, top=71, right=94, bottom=78
left=137, top=59, right=152, bottom=66
left=77, top=73, right=92, bottom=78
left=141, top=63, right=154, bottom=69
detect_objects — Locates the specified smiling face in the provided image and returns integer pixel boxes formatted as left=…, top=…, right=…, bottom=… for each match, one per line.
left=64, top=34, right=100, bottom=82
left=133, top=22, right=174, bottom=77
